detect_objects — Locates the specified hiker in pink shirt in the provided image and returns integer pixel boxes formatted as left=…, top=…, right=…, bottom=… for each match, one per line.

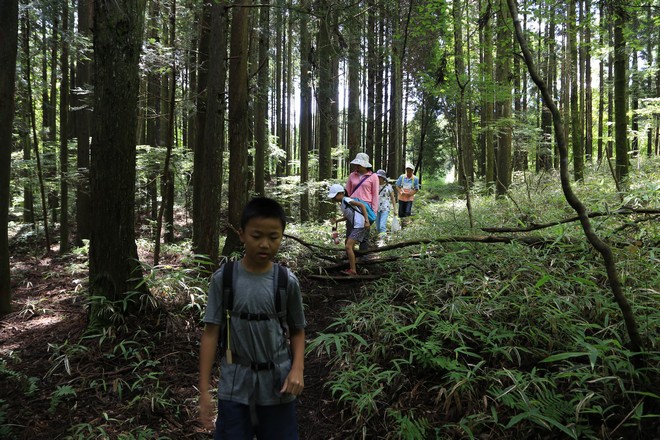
left=345, top=153, right=379, bottom=213
left=345, top=153, right=379, bottom=251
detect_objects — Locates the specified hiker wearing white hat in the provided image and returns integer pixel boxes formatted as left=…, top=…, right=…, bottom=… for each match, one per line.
left=396, top=162, right=420, bottom=220
left=345, top=152, right=380, bottom=251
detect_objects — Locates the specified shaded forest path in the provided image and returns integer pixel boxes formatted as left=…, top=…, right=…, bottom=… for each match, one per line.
left=1, top=246, right=371, bottom=439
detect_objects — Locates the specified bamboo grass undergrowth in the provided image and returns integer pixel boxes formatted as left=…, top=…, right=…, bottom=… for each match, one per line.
left=309, top=159, right=660, bottom=439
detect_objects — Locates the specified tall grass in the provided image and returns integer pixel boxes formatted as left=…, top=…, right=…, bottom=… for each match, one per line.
left=308, top=158, right=660, bottom=439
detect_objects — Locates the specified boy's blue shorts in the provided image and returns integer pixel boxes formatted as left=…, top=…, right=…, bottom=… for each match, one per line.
left=214, top=399, right=298, bottom=440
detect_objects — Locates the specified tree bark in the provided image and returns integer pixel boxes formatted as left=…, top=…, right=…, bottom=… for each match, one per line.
left=74, top=0, right=93, bottom=246
left=59, top=1, right=70, bottom=254
left=0, top=0, right=18, bottom=316
left=193, top=1, right=226, bottom=265
left=89, top=0, right=149, bottom=325
left=222, top=0, right=251, bottom=256
left=569, top=0, right=584, bottom=181
left=613, top=3, right=628, bottom=180
left=298, top=0, right=312, bottom=222
left=495, top=0, right=512, bottom=196
left=254, top=0, right=269, bottom=196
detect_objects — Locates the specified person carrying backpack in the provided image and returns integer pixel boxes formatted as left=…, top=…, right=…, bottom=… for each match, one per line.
left=327, top=183, right=371, bottom=276
left=345, top=152, right=379, bottom=251
left=199, top=197, right=306, bottom=439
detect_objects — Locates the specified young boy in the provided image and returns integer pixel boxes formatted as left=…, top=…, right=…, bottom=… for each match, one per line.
left=327, top=183, right=371, bottom=276
left=199, top=197, right=306, bottom=439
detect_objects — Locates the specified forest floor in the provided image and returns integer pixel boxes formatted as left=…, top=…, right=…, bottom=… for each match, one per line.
left=1, top=236, right=375, bottom=439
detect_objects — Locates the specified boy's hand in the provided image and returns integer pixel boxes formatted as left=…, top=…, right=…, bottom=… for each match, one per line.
left=365, top=221, right=371, bottom=229
left=280, top=367, right=304, bottom=396
left=199, top=392, right=215, bottom=430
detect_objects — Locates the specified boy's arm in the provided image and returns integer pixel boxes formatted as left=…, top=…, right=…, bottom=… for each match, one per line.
left=348, top=200, right=370, bottom=228
left=199, top=324, right=220, bottom=429
left=280, top=328, right=305, bottom=396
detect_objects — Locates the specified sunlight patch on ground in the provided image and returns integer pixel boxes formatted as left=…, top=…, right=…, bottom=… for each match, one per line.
left=0, top=312, right=66, bottom=355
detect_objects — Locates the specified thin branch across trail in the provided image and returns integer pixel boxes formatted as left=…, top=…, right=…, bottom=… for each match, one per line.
left=482, top=207, right=660, bottom=233
left=507, top=0, right=643, bottom=354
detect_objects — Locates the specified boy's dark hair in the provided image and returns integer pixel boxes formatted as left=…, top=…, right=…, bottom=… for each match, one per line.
left=240, top=197, right=287, bottom=231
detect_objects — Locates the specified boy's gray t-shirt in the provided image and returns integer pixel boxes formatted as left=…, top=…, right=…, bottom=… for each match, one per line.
left=203, top=262, right=306, bottom=406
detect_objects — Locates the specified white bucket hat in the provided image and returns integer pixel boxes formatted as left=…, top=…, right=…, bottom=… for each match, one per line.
left=327, top=183, right=345, bottom=198
left=350, top=152, right=372, bottom=168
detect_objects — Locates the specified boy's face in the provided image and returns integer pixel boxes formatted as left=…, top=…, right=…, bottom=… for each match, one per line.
left=239, top=216, right=284, bottom=272
left=333, top=193, right=344, bottom=202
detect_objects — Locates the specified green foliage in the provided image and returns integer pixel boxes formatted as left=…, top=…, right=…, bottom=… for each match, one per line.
left=49, top=385, right=77, bottom=413
left=309, top=159, right=660, bottom=438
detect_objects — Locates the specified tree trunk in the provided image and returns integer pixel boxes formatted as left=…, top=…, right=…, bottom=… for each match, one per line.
left=193, top=1, right=226, bottom=266
left=388, top=5, right=403, bottom=176
left=222, top=0, right=251, bottom=256
left=0, top=0, right=18, bottom=316
left=75, top=0, right=93, bottom=246
left=347, top=14, right=360, bottom=159
left=59, top=2, right=70, bottom=254
left=254, top=0, right=269, bottom=196
left=89, top=0, right=149, bottom=325
left=20, top=13, right=34, bottom=226
left=317, top=0, right=333, bottom=183
left=154, top=0, right=178, bottom=265
left=481, top=1, right=495, bottom=186
left=365, top=0, right=376, bottom=164
left=583, top=0, right=592, bottom=163
left=495, top=0, right=512, bottom=196
left=569, top=0, right=583, bottom=181
left=298, top=0, right=312, bottom=222
left=613, top=3, right=628, bottom=180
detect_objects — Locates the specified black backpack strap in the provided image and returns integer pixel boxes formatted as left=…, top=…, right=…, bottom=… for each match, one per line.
left=275, top=264, right=288, bottom=316
left=222, top=260, right=235, bottom=311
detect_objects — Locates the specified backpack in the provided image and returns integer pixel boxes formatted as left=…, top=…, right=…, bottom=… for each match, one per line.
left=349, top=197, right=377, bottom=223
left=218, top=261, right=289, bottom=365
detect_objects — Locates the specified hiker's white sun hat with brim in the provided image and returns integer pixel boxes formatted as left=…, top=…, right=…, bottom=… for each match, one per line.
left=327, top=183, right=345, bottom=199
left=350, top=152, right=372, bottom=169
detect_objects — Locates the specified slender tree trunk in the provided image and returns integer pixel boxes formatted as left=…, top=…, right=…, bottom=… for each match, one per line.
left=317, top=0, right=333, bottom=183
left=193, top=1, right=226, bottom=265
left=454, top=0, right=466, bottom=187
left=569, top=0, right=584, bottom=181
left=583, top=0, right=592, bottom=163
left=154, top=0, right=177, bottom=265
left=254, top=0, right=269, bottom=196
left=27, top=16, right=52, bottom=251
left=613, top=3, right=628, bottom=180
left=59, top=2, right=70, bottom=254
left=299, top=0, right=312, bottom=221
left=597, top=1, right=605, bottom=164
left=347, top=17, right=360, bottom=159
left=366, top=0, right=376, bottom=164
left=482, top=1, right=495, bottom=185
left=630, top=51, right=639, bottom=158
left=388, top=5, right=403, bottom=175
left=20, top=14, right=34, bottom=226
left=495, top=0, right=512, bottom=196
left=222, top=0, right=251, bottom=256
left=0, top=0, right=18, bottom=316
left=75, top=0, right=93, bottom=246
